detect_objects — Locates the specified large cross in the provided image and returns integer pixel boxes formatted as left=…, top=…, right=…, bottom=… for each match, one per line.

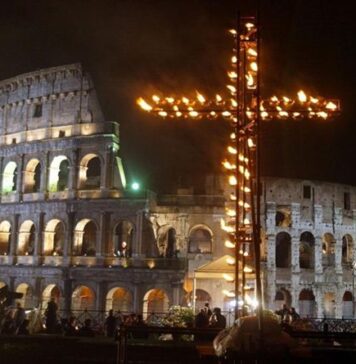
left=137, top=16, right=340, bottom=319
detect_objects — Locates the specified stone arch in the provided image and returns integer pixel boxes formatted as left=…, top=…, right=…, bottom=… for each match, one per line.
left=274, top=288, right=292, bottom=310
left=157, top=226, right=176, bottom=258
left=342, top=291, right=353, bottom=319
left=105, top=287, right=132, bottom=313
left=23, top=158, right=41, bottom=193
left=188, top=225, right=213, bottom=254
left=322, top=233, right=336, bottom=266
left=275, top=232, right=291, bottom=268
left=143, top=288, right=169, bottom=317
left=193, top=289, right=212, bottom=310
left=342, top=234, right=353, bottom=264
left=298, top=289, right=315, bottom=318
left=17, top=220, right=35, bottom=255
left=71, top=285, right=95, bottom=311
left=42, top=284, right=61, bottom=309
left=324, top=292, right=336, bottom=318
left=299, top=232, right=315, bottom=269
left=43, top=219, right=65, bottom=256
left=113, top=220, right=134, bottom=257
left=16, top=283, right=34, bottom=309
left=48, top=155, right=70, bottom=192
left=73, top=219, right=97, bottom=256
left=2, top=161, right=17, bottom=193
left=78, top=153, right=101, bottom=189
left=0, top=220, right=11, bottom=255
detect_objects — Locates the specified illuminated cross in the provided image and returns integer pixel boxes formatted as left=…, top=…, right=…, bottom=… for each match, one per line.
left=137, top=16, right=340, bottom=319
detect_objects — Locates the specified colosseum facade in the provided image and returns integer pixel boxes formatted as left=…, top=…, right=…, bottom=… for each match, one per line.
left=0, top=64, right=355, bottom=320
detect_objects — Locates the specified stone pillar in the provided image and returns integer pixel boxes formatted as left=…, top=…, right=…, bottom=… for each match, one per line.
left=102, top=149, right=113, bottom=190
left=291, top=236, right=300, bottom=273
left=63, top=275, right=73, bottom=316
left=335, top=235, right=343, bottom=274
left=16, top=154, right=25, bottom=202
left=315, top=288, right=324, bottom=318
left=63, top=211, right=75, bottom=265
left=96, top=282, right=107, bottom=312
left=68, top=148, right=79, bottom=197
left=335, top=289, right=343, bottom=319
left=291, top=203, right=301, bottom=228
left=133, top=210, right=144, bottom=258
left=314, top=236, right=323, bottom=275
left=9, top=214, right=20, bottom=263
left=41, top=152, right=50, bottom=194
left=266, top=233, right=275, bottom=270
left=171, top=281, right=181, bottom=306
left=34, top=212, right=45, bottom=265
left=99, top=211, right=111, bottom=257
left=0, top=156, right=4, bottom=195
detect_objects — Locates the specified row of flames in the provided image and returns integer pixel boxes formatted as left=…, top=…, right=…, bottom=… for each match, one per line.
left=137, top=18, right=340, bottom=312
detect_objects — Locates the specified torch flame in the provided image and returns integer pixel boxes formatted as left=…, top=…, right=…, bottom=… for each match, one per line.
left=297, top=90, right=307, bottom=103
left=137, top=97, right=152, bottom=111
left=152, top=95, right=160, bottom=103
left=247, top=48, right=257, bottom=57
left=250, top=62, right=258, bottom=72
left=325, top=101, right=337, bottom=111
left=196, top=91, right=206, bottom=104
left=216, top=94, right=223, bottom=103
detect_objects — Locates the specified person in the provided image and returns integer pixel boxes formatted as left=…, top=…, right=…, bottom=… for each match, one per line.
left=45, top=297, right=58, bottom=333
left=195, top=308, right=209, bottom=328
left=204, top=302, right=212, bottom=319
left=63, top=316, right=78, bottom=336
left=209, top=307, right=226, bottom=329
left=105, top=309, right=117, bottom=338
left=289, top=307, right=300, bottom=322
left=17, top=318, right=30, bottom=335
left=131, top=314, right=148, bottom=339
left=14, top=302, right=26, bottom=334
left=276, top=304, right=290, bottom=323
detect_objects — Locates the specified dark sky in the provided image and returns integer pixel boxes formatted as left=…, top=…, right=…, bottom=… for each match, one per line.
left=1, top=0, right=355, bottom=193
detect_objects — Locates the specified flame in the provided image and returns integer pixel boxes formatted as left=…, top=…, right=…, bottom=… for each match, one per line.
left=216, top=94, right=223, bottom=103
left=310, top=96, right=319, bottom=104
left=222, top=160, right=236, bottom=170
left=137, top=97, right=152, bottom=111
left=226, top=208, right=236, bottom=217
left=247, top=138, right=255, bottom=148
left=152, top=95, right=160, bottom=103
left=231, top=55, right=237, bottom=64
left=222, top=111, right=232, bottom=117
left=245, top=22, right=255, bottom=30
left=189, top=110, right=199, bottom=117
left=247, top=48, right=257, bottom=57
left=226, top=256, right=236, bottom=265
left=227, top=85, right=237, bottom=94
left=229, top=29, right=237, bottom=36
left=182, top=97, right=190, bottom=105
left=325, top=101, right=337, bottom=111
left=228, top=146, right=237, bottom=154
left=270, top=95, right=278, bottom=103
left=196, top=91, right=206, bottom=104
left=250, top=62, right=258, bottom=72
left=228, top=71, right=238, bottom=79
left=243, top=266, right=253, bottom=273
left=158, top=111, right=167, bottom=117
left=297, top=90, right=307, bottom=103
left=230, top=193, right=237, bottom=201
left=166, top=97, right=175, bottom=104
left=229, top=175, right=237, bottom=186
left=243, top=218, right=250, bottom=225
left=246, top=73, right=255, bottom=88
left=231, top=98, right=238, bottom=108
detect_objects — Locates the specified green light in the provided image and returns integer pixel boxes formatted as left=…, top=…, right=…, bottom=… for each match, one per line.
left=131, top=182, right=140, bottom=191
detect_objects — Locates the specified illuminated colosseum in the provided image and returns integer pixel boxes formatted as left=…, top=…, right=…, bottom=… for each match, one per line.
left=0, top=64, right=355, bottom=320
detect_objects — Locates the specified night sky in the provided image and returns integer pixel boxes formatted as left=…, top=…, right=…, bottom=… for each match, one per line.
left=1, top=0, right=355, bottom=193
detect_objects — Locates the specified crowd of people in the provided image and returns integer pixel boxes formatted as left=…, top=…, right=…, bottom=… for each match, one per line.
left=195, top=303, right=227, bottom=329
left=275, top=304, right=300, bottom=324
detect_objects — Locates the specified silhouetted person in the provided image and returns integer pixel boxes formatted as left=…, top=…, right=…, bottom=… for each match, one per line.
left=209, top=307, right=226, bottom=329
left=14, top=302, right=26, bottom=334
left=105, top=309, right=117, bottom=338
left=45, top=297, right=58, bottom=333
left=17, top=319, right=30, bottom=335
left=289, top=307, right=300, bottom=322
left=195, top=309, right=209, bottom=328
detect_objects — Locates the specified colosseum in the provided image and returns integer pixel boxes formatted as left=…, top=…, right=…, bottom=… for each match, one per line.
left=0, top=64, right=355, bottom=320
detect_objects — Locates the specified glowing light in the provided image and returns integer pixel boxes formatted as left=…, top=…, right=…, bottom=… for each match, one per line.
left=227, top=85, right=237, bottom=94
left=229, top=175, right=237, bottom=186
left=223, top=273, right=235, bottom=282
left=297, top=90, right=307, bottom=103
left=250, top=62, right=258, bottom=72
left=137, top=97, right=152, bottom=111
left=189, top=110, right=199, bottom=117
left=223, top=290, right=236, bottom=298
left=225, top=240, right=235, bottom=249
left=325, top=101, right=337, bottom=111
left=226, top=256, right=236, bottom=265
left=196, top=91, right=206, bottom=104
left=222, top=160, right=236, bottom=170
left=152, top=95, right=160, bottom=103
left=216, top=94, right=223, bottom=103
left=227, top=146, right=237, bottom=154
left=158, top=111, right=168, bottom=117
left=247, top=48, right=257, bottom=57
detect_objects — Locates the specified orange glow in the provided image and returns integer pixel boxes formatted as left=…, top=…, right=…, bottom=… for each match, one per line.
left=227, top=146, right=237, bottom=154
left=325, top=101, right=337, bottom=111
left=247, top=48, right=257, bottom=57
left=152, top=95, right=160, bottom=103
left=137, top=97, right=152, bottom=111
left=229, top=175, right=237, bottom=186
left=297, top=90, right=307, bottom=103
left=196, top=91, right=206, bottom=104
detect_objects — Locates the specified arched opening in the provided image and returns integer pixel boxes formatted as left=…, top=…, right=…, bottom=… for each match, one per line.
left=48, top=156, right=70, bottom=192
left=73, top=219, right=97, bottom=256
left=79, top=154, right=101, bottom=189
left=274, top=289, right=292, bottom=310
left=43, top=219, right=65, bottom=256
left=16, top=283, right=33, bottom=309
left=324, top=292, right=336, bottom=318
left=298, top=289, right=315, bottom=318
left=2, top=161, right=17, bottom=193
left=275, top=210, right=291, bottom=227
left=299, top=232, right=315, bottom=269
left=71, top=285, right=95, bottom=311
left=275, top=232, right=291, bottom=268
left=42, top=284, right=61, bottom=309
left=157, top=226, right=176, bottom=258
left=143, top=288, right=169, bottom=318
left=105, top=287, right=132, bottom=313
left=0, top=220, right=11, bottom=255
left=342, top=235, right=353, bottom=264
left=342, top=291, right=353, bottom=319
left=113, top=221, right=133, bottom=257
left=17, top=220, right=35, bottom=255
left=322, top=233, right=336, bottom=266
left=188, top=226, right=213, bottom=254
left=192, top=289, right=212, bottom=310
left=23, top=159, right=41, bottom=193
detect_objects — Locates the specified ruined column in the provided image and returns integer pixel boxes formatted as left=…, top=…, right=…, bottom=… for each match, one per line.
left=314, top=236, right=323, bottom=275
left=9, top=213, right=19, bottom=264
left=68, top=148, right=79, bottom=198
left=133, top=210, right=144, bottom=258
left=63, top=211, right=75, bottom=266
left=34, top=212, right=45, bottom=265
left=334, top=235, right=343, bottom=274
